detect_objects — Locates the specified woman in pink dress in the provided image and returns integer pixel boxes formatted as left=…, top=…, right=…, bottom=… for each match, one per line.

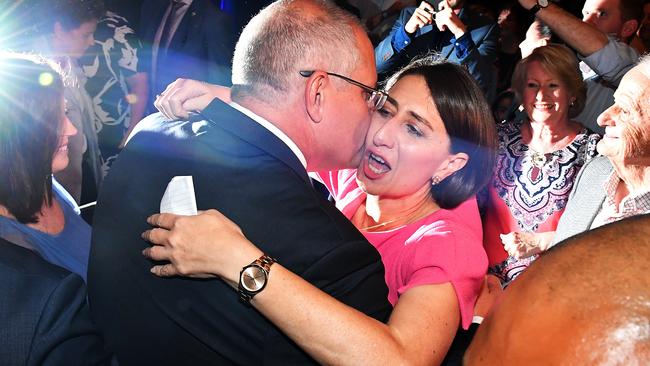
left=142, top=59, right=497, bottom=365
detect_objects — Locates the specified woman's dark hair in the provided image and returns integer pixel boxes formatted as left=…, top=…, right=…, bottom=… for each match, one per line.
left=385, top=57, right=498, bottom=209
left=0, top=53, right=66, bottom=223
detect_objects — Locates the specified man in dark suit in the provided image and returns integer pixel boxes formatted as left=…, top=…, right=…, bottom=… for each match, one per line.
left=88, top=0, right=392, bottom=364
left=0, top=238, right=110, bottom=365
left=375, top=0, right=499, bottom=102
left=140, top=0, right=235, bottom=104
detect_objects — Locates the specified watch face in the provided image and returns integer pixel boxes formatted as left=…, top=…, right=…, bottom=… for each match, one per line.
left=538, top=0, right=549, bottom=7
left=241, top=266, right=267, bottom=292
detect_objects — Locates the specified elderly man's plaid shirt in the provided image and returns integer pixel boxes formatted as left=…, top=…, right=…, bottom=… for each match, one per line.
left=591, top=172, right=650, bottom=229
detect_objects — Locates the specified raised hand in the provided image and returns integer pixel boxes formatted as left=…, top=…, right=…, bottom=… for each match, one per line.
left=404, top=1, right=437, bottom=34
left=154, top=79, right=231, bottom=121
left=434, top=0, right=467, bottom=38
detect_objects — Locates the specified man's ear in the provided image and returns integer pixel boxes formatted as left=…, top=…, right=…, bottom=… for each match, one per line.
left=304, top=72, right=327, bottom=124
left=621, top=19, right=639, bottom=41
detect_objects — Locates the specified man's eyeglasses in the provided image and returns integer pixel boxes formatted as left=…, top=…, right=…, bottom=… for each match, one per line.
left=299, top=70, right=392, bottom=111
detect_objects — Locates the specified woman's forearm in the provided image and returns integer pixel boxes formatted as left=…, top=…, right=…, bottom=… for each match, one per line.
left=248, top=263, right=458, bottom=365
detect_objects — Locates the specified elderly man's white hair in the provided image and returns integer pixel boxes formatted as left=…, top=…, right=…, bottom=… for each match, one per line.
left=231, top=0, right=363, bottom=103
left=637, top=54, right=650, bottom=80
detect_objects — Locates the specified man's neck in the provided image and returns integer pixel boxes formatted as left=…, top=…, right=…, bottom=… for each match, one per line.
left=611, top=162, right=650, bottom=202
left=234, top=97, right=315, bottom=167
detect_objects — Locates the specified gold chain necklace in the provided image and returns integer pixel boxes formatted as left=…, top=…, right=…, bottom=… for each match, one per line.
left=360, top=214, right=411, bottom=231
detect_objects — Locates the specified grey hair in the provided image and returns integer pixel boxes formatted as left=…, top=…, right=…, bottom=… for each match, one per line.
left=637, top=53, right=650, bottom=79
left=231, top=0, right=363, bottom=103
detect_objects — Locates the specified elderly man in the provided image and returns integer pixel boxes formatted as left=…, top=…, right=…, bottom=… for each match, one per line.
left=553, top=56, right=650, bottom=243
left=464, top=214, right=650, bottom=364
left=88, top=1, right=391, bottom=364
left=517, top=0, right=643, bottom=133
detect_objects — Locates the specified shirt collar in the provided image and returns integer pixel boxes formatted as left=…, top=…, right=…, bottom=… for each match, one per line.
left=602, top=171, right=650, bottom=213
left=228, top=102, right=307, bottom=169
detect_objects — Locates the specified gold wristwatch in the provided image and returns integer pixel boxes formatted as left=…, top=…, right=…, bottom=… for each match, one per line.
left=238, top=254, right=276, bottom=304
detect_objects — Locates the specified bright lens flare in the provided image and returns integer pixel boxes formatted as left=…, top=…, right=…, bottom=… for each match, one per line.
left=39, top=72, right=54, bottom=86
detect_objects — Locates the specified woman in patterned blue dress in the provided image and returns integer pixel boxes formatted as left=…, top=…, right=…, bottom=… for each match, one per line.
left=483, top=44, right=601, bottom=286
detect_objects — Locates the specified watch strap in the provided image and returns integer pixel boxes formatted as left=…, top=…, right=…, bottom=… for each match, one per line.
left=238, top=254, right=276, bottom=304
left=530, top=3, right=541, bottom=14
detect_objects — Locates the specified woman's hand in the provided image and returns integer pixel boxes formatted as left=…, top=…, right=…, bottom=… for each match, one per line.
left=155, top=79, right=231, bottom=121
left=142, top=209, right=262, bottom=286
left=500, top=231, right=555, bottom=259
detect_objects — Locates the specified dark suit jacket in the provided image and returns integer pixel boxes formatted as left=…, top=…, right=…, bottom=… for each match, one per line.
left=553, top=156, right=613, bottom=244
left=375, top=7, right=499, bottom=102
left=88, top=99, right=392, bottom=365
left=140, top=0, right=235, bottom=98
left=0, top=238, right=110, bottom=365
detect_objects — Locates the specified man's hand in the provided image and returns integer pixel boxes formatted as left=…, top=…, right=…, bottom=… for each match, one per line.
left=404, top=1, right=436, bottom=34
left=154, top=79, right=231, bottom=121
left=434, top=0, right=467, bottom=38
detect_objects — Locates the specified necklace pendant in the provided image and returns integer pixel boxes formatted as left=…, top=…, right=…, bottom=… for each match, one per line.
left=531, top=165, right=541, bottom=181
left=531, top=151, right=547, bottom=168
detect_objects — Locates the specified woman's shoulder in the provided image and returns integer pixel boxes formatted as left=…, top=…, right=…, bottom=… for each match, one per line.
left=400, top=205, right=488, bottom=304
left=407, top=200, right=484, bottom=255
left=495, top=119, right=525, bottom=151
left=496, top=119, right=523, bottom=137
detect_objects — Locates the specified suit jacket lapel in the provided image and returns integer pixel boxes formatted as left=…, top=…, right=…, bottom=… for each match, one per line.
left=199, top=99, right=312, bottom=186
left=167, top=1, right=200, bottom=50
left=142, top=1, right=170, bottom=42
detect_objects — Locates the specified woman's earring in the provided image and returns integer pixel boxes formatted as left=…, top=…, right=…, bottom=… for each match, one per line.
left=432, top=176, right=441, bottom=186
left=570, top=98, right=576, bottom=107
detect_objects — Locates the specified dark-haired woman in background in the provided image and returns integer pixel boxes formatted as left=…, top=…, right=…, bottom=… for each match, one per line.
left=0, top=53, right=91, bottom=280
left=142, top=58, right=497, bottom=365
left=482, top=44, right=601, bottom=287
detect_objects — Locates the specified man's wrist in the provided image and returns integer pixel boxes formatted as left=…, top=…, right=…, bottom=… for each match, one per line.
left=452, top=24, right=467, bottom=39
left=527, top=0, right=550, bottom=14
